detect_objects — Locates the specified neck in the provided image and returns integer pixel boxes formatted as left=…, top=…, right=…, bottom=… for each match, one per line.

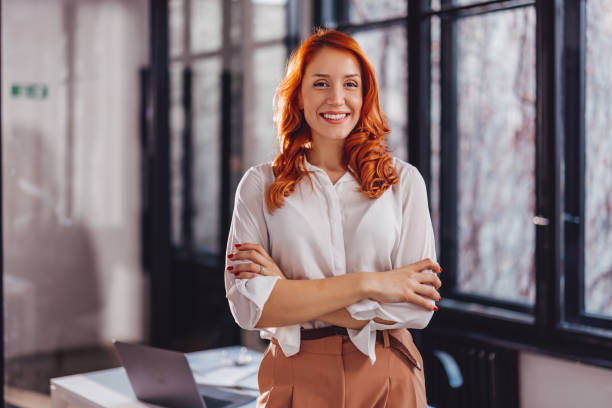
left=307, top=135, right=347, bottom=172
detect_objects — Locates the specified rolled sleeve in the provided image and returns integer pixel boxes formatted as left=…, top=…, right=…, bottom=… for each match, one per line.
left=226, top=275, right=281, bottom=330
left=224, top=167, right=279, bottom=330
left=346, top=299, right=433, bottom=330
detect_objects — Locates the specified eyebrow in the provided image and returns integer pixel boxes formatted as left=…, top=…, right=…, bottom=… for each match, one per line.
left=312, top=73, right=361, bottom=78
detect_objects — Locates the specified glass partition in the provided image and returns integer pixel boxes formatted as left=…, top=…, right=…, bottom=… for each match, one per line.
left=2, top=0, right=148, bottom=397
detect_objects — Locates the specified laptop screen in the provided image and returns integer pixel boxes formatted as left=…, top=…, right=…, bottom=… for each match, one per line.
left=114, top=341, right=255, bottom=408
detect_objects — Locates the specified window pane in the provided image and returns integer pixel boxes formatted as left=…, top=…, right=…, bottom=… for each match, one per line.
left=243, top=46, right=285, bottom=169
left=170, top=62, right=185, bottom=246
left=456, top=7, right=536, bottom=304
left=193, top=58, right=222, bottom=252
left=348, top=0, right=406, bottom=24
left=585, top=0, right=612, bottom=317
left=169, top=0, right=184, bottom=57
left=253, top=0, right=287, bottom=42
left=353, top=26, right=408, bottom=160
left=191, top=0, right=222, bottom=53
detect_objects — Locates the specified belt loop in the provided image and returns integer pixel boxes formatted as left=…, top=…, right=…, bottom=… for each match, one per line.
left=382, top=330, right=390, bottom=348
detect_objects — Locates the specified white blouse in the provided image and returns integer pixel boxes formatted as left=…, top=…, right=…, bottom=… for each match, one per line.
left=224, top=155, right=437, bottom=364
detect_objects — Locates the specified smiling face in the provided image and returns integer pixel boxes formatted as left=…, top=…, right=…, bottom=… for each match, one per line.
left=299, top=47, right=363, bottom=143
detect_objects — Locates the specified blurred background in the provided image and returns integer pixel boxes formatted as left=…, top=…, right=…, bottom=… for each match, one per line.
left=1, top=1, right=612, bottom=407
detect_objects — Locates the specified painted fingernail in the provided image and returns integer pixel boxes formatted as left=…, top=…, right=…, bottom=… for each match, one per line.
left=227, top=254, right=234, bottom=259
left=440, top=267, right=443, bottom=272
left=434, top=306, right=439, bottom=311
left=227, top=266, right=234, bottom=271
left=234, top=244, right=242, bottom=248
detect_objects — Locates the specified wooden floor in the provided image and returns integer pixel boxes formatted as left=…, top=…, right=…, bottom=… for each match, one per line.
left=4, top=386, right=51, bottom=408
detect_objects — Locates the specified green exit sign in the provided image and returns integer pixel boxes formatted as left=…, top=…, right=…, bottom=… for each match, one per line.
left=11, top=84, right=49, bottom=99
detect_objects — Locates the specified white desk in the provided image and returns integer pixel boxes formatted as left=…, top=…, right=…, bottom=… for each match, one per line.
left=50, top=346, right=261, bottom=408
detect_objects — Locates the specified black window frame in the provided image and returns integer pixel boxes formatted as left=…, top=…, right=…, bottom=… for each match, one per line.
left=434, top=0, right=541, bottom=327
left=167, top=0, right=300, bottom=267
left=316, top=0, right=612, bottom=367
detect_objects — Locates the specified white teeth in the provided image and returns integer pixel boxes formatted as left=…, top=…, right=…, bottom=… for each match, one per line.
left=322, top=113, right=348, bottom=120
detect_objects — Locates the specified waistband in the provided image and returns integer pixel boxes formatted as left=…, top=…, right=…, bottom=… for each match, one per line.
left=299, top=326, right=421, bottom=370
left=301, top=325, right=389, bottom=346
left=300, top=325, right=349, bottom=340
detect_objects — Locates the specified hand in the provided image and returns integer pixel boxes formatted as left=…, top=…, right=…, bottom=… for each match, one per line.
left=365, top=258, right=442, bottom=311
left=226, top=243, right=286, bottom=280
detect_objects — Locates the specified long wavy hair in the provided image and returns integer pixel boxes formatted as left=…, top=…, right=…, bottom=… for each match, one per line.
left=265, top=28, right=399, bottom=213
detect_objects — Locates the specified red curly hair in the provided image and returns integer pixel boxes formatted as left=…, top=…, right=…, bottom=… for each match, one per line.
left=266, top=28, right=399, bottom=213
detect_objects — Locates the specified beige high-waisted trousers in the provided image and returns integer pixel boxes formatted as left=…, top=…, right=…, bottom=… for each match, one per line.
left=256, top=328, right=427, bottom=408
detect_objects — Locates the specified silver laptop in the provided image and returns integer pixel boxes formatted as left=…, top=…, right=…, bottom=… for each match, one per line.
left=113, top=341, right=256, bottom=408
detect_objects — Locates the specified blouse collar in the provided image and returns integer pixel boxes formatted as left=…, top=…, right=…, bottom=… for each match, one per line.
left=303, top=154, right=356, bottom=186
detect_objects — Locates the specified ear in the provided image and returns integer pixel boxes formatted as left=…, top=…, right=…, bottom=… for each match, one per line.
left=297, top=92, right=304, bottom=110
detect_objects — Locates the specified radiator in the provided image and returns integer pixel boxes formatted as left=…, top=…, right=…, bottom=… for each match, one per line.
left=421, top=331, right=519, bottom=408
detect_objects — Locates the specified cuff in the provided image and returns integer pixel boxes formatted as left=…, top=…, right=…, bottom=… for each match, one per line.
left=346, top=299, right=403, bottom=322
left=226, top=275, right=281, bottom=330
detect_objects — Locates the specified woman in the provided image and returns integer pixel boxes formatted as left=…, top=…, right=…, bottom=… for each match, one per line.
left=224, top=28, right=442, bottom=407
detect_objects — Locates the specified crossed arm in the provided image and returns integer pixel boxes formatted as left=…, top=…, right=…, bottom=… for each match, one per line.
left=226, top=243, right=442, bottom=330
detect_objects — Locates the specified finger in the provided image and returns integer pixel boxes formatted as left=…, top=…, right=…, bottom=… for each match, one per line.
left=235, top=243, right=272, bottom=261
left=234, top=272, right=260, bottom=279
left=419, top=258, right=442, bottom=273
left=414, top=283, right=441, bottom=301
left=407, top=292, right=436, bottom=311
left=230, top=248, right=268, bottom=266
left=415, top=258, right=434, bottom=269
left=415, top=273, right=442, bottom=290
left=227, top=262, right=260, bottom=274
left=398, top=258, right=435, bottom=273
left=415, top=259, right=442, bottom=274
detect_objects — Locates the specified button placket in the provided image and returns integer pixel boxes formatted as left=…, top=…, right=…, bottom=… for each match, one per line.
left=326, top=183, right=346, bottom=276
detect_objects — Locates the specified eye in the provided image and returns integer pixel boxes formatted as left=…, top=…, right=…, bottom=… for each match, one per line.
left=314, top=81, right=328, bottom=88
left=345, top=81, right=359, bottom=88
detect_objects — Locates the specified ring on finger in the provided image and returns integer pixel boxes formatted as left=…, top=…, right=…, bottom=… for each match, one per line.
left=259, top=264, right=264, bottom=274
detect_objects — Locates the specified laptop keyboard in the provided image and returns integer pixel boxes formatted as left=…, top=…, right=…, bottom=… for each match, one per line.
left=202, top=394, right=233, bottom=408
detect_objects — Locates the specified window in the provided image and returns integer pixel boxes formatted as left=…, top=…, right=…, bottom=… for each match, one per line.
left=563, top=0, right=612, bottom=334
left=320, top=0, right=612, bottom=360
left=430, top=0, right=612, bottom=357
left=168, top=0, right=289, bottom=258
left=347, top=0, right=407, bottom=24
left=430, top=1, right=538, bottom=315
left=318, top=0, right=409, bottom=161
left=352, top=26, right=408, bottom=159
left=583, top=0, right=612, bottom=318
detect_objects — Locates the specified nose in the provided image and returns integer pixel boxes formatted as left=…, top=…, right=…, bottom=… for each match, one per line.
left=327, top=85, right=345, bottom=106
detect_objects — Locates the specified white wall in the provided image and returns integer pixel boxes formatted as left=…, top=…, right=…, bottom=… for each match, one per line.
left=2, top=0, right=149, bottom=357
left=520, top=351, right=612, bottom=407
